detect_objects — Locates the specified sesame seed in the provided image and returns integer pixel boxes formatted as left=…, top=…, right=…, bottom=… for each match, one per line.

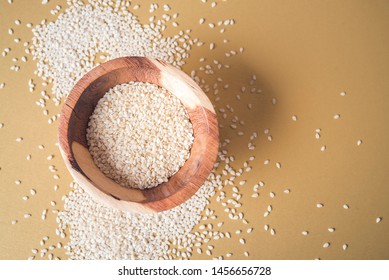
left=323, top=242, right=330, bottom=248
left=317, top=203, right=324, bottom=208
left=292, top=115, right=297, bottom=121
left=357, top=139, right=363, bottom=146
left=342, top=244, right=348, bottom=250
left=334, top=114, right=341, bottom=120
left=328, top=228, right=335, bottom=232
left=376, top=217, right=382, bottom=223
left=343, top=204, right=349, bottom=209
left=302, top=231, right=309, bottom=236
left=340, top=91, right=347, bottom=96
left=320, top=145, right=326, bottom=152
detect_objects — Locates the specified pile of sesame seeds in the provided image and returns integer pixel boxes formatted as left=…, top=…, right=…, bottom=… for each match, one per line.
left=86, top=82, right=194, bottom=189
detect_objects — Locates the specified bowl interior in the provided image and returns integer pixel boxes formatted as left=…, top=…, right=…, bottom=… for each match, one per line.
left=59, top=57, right=219, bottom=213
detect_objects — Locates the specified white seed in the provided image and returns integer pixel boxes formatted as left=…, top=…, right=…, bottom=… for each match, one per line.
left=343, top=204, right=349, bottom=209
left=340, top=91, right=347, bottom=96
left=276, top=162, right=281, bottom=169
left=11, top=220, right=18, bottom=225
left=357, top=139, right=363, bottom=146
left=16, top=137, right=23, bottom=142
left=26, top=154, right=31, bottom=160
left=270, top=228, right=276, bottom=235
left=292, top=115, right=297, bottom=121
left=269, top=192, right=275, bottom=198
left=243, top=251, right=249, bottom=257
left=199, top=18, right=205, bottom=24
left=334, top=114, right=341, bottom=120
left=22, top=196, right=29, bottom=201
left=320, top=145, right=326, bottom=152
left=239, top=238, right=245, bottom=244
left=317, top=203, right=324, bottom=208
left=302, top=231, right=309, bottom=236
left=24, top=214, right=31, bottom=219
left=15, top=180, right=21, bottom=185
left=342, top=244, right=348, bottom=250
left=376, top=217, right=382, bottom=223
left=328, top=228, right=335, bottom=232
left=323, top=242, right=330, bottom=248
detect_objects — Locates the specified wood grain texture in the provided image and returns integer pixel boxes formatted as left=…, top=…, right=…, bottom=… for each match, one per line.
left=58, top=56, right=219, bottom=213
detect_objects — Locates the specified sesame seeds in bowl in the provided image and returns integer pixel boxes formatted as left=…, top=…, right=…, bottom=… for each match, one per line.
left=58, top=56, right=219, bottom=213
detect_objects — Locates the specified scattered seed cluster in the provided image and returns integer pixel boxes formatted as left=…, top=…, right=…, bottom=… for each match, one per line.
left=86, top=82, right=194, bottom=189
left=31, top=3, right=190, bottom=102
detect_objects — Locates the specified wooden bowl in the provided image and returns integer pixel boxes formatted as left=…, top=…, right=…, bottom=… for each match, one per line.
left=58, top=57, right=219, bottom=214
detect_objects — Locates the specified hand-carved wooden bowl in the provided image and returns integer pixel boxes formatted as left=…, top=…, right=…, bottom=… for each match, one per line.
left=58, top=56, right=219, bottom=214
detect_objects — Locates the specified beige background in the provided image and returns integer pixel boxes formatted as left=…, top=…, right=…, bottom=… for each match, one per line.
left=1, top=0, right=388, bottom=260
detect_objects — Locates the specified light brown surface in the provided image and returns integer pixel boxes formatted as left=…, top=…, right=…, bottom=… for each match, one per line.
left=1, top=0, right=389, bottom=260
left=59, top=56, right=219, bottom=213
